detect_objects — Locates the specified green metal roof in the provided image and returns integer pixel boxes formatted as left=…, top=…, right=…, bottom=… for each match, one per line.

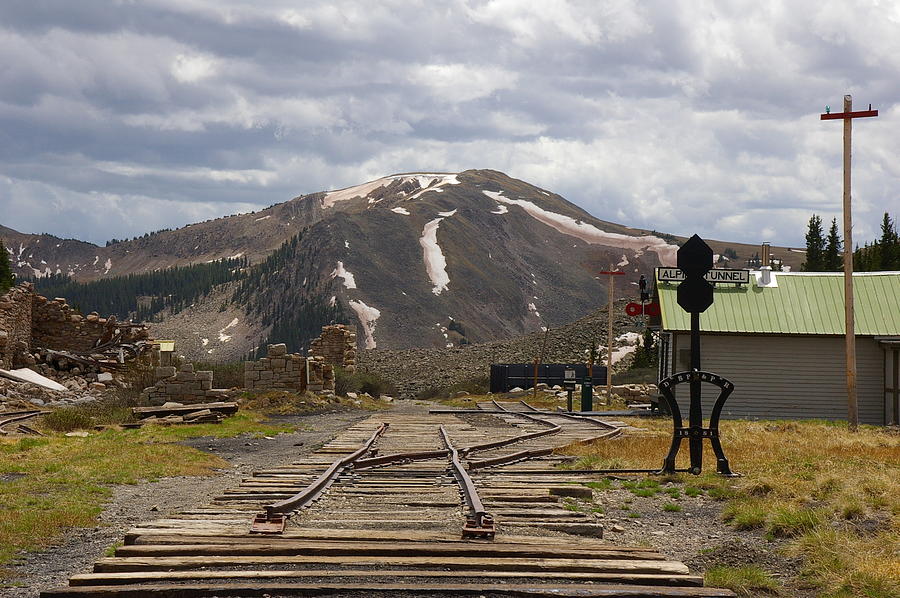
left=658, top=271, right=900, bottom=336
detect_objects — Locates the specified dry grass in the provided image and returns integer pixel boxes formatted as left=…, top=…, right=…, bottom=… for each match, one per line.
left=558, top=418, right=900, bottom=597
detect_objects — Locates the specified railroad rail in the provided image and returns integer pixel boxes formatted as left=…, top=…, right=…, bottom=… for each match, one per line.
left=42, top=403, right=735, bottom=597
left=0, top=409, right=46, bottom=436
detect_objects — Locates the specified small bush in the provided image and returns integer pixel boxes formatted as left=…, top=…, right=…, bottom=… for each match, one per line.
left=40, top=397, right=139, bottom=432
left=334, top=368, right=396, bottom=398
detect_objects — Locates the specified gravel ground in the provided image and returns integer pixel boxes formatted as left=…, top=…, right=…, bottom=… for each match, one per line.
left=3, top=408, right=371, bottom=598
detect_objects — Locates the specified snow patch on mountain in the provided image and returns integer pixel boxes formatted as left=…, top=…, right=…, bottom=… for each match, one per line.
left=491, top=205, right=509, bottom=215
left=324, top=173, right=459, bottom=207
left=420, top=215, right=452, bottom=295
left=104, top=258, right=112, bottom=274
left=349, top=300, right=380, bottom=349
left=391, top=207, right=411, bottom=215
left=330, top=261, right=357, bottom=290
left=483, top=190, right=678, bottom=265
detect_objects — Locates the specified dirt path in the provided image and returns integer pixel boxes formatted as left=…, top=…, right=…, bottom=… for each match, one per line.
left=4, top=408, right=371, bottom=598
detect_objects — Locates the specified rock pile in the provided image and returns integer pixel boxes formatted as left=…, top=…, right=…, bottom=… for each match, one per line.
left=359, top=300, right=646, bottom=398
left=309, top=324, right=357, bottom=372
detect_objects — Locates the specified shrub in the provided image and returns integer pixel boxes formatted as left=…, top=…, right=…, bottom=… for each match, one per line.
left=334, top=368, right=396, bottom=398
left=40, top=397, right=139, bottom=432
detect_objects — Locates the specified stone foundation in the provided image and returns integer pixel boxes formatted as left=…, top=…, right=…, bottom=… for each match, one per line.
left=142, top=363, right=225, bottom=405
left=309, top=324, right=357, bottom=372
left=244, top=343, right=334, bottom=393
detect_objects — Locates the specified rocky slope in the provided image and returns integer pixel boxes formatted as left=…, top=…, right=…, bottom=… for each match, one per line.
left=3, top=169, right=803, bottom=356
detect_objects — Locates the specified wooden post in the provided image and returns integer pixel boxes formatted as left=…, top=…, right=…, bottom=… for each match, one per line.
left=842, top=95, right=858, bottom=432
left=598, top=269, right=625, bottom=405
left=532, top=326, right=550, bottom=400
left=607, top=269, right=614, bottom=404
left=821, top=96, right=878, bottom=432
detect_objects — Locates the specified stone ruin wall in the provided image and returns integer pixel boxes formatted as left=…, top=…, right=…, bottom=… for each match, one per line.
left=308, top=324, right=357, bottom=373
left=0, top=282, right=150, bottom=370
left=244, top=343, right=334, bottom=393
left=142, top=363, right=225, bottom=406
left=0, top=283, right=34, bottom=369
left=31, top=295, right=149, bottom=353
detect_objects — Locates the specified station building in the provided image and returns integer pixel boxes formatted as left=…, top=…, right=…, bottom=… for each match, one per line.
left=655, top=270, right=900, bottom=425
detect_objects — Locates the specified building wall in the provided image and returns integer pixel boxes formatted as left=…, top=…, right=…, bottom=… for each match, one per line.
left=668, top=333, right=885, bottom=425
left=0, top=283, right=34, bottom=369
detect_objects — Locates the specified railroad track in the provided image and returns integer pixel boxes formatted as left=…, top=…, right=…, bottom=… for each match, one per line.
left=42, top=402, right=735, bottom=597
left=0, top=409, right=45, bottom=436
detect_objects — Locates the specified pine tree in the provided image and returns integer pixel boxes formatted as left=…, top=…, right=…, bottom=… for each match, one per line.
left=0, top=237, right=14, bottom=293
left=823, top=218, right=842, bottom=271
left=802, top=215, right=825, bottom=271
left=879, top=212, right=898, bottom=271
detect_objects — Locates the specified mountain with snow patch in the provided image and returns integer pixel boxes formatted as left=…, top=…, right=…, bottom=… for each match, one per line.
left=3, top=170, right=795, bottom=357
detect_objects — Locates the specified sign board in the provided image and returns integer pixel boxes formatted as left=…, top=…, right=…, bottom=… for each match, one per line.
left=656, top=267, right=750, bottom=285
left=563, top=369, right=576, bottom=391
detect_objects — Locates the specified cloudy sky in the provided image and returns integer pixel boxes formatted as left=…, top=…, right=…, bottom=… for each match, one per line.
left=1, top=0, right=898, bottom=247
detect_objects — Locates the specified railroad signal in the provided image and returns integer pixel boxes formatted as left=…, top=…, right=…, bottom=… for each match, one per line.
left=676, top=235, right=714, bottom=314
left=657, top=234, right=738, bottom=477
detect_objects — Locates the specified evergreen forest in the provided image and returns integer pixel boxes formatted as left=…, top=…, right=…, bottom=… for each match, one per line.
left=802, top=212, right=899, bottom=272
left=232, top=233, right=349, bottom=357
left=32, top=258, right=247, bottom=321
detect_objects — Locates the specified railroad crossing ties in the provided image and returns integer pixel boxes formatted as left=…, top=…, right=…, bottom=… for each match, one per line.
left=43, top=401, right=735, bottom=597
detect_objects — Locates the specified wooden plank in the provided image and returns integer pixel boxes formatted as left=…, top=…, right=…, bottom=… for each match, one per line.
left=132, top=403, right=238, bottom=417
left=114, top=541, right=667, bottom=560
left=43, top=581, right=737, bottom=597
left=69, top=569, right=704, bottom=587
left=94, top=555, right=691, bottom=575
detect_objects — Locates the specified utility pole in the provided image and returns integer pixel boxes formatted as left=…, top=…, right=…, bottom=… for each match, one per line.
left=599, top=268, right=625, bottom=405
left=821, top=95, right=878, bottom=432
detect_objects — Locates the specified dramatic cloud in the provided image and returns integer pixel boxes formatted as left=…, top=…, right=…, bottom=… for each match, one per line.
left=0, top=0, right=897, bottom=246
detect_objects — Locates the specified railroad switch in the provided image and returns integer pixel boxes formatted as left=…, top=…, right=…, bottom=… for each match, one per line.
left=250, top=511, right=287, bottom=534
left=462, top=514, right=495, bottom=539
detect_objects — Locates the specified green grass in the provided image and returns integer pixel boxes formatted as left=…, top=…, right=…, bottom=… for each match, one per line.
left=684, top=486, right=703, bottom=497
left=581, top=479, right=612, bottom=491
left=662, top=502, right=682, bottom=512
left=626, top=511, right=641, bottom=518
left=0, top=411, right=292, bottom=578
left=704, top=565, right=780, bottom=596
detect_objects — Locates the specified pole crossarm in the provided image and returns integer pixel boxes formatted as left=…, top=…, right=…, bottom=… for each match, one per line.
left=820, top=109, right=878, bottom=120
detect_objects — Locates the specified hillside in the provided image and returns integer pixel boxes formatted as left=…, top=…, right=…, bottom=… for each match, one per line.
left=4, top=169, right=805, bottom=356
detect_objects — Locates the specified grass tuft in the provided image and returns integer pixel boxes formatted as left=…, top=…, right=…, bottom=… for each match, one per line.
left=704, top=565, right=780, bottom=596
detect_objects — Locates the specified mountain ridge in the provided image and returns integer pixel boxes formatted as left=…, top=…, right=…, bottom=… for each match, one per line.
left=4, top=169, right=804, bottom=357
